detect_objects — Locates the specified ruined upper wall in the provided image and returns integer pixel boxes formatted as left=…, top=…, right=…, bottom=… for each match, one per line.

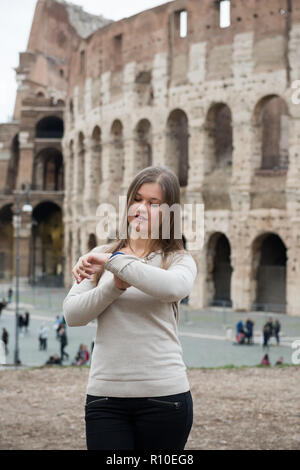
left=67, top=0, right=299, bottom=92
left=12, top=0, right=112, bottom=120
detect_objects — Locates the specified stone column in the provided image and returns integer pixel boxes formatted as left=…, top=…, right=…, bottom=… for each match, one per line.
left=186, top=122, right=205, bottom=193
left=151, top=128, right=166, bottom=166
left=230, top=243, right=253, bottom=312
left=12, top=209, right=32, bottom=285
left=122, top=136, right=136, bottom=191
left=99, top=138, right=112, bottom=202
left=229, top=114, right=253, bottom=212
left=84, top=136, right=101, bottom=217
left=72, top=139, right=83, bottom=218
left=286, top=220, right=300, bottom=316
left=16, top=132, right=34, bottom=189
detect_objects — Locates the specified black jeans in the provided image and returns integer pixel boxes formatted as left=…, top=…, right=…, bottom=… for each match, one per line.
left=85, top=390, right=193, bottom=450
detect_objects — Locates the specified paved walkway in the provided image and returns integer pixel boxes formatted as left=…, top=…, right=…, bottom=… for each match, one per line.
left=0, top=285, right=299, bottom=368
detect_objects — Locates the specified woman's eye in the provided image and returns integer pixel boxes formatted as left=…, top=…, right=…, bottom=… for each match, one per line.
left=134, top=198, right=160, bottom=207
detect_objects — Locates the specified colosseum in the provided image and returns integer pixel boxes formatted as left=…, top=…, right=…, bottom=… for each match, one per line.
left=0, top=0, right=300, bottom=316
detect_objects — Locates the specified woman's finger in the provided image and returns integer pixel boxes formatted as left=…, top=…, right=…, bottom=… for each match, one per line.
left=79, top=266, right=95, bottom=275
left=73, top=265, right=92, bottom=283
left=82, top=258, right=92, bottom=268
left=72, top=269, right=81, bottom=283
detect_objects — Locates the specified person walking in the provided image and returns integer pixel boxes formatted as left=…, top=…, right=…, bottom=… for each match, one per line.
left=38, top=324, right=48, bottom=350
left=2, top=328, right=9, bottom=356
left=18, top=313, right=25, bottom=337
left=245, top=318, right=254, bottom=345
left=7, top=288, right=13, bottom=304
left=58, top=326, right=69, bottom=362
left=0, top=298, right=7, bottom=319
left=24, top=311, right=30, bottom=334
left=63, top=166, right=197, bottom=451
left=274, top=320, right=281, bottom=346
left=262, top=319, right=273, bottom=349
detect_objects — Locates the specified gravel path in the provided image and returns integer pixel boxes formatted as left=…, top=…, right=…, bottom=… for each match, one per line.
left=0, top=366, right=299, bottom=450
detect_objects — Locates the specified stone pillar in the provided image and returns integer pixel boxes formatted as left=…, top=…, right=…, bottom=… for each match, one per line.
left=230, top=243, right=253, bottom=312
left=16, top=132, right=34, bottom=189
left=229, top=114, right=252, bottom=212
left=72, top=139, right=83, bottom=218
left=286, top=220, right=300, bottom=316
left=183, top=191, right=205, bottom=308
left=122, top=136, right=136, bottom=191
left=284, top=104, right=300, bottom=315
left=99, top=138, right=112, bottom=201
left=12, top=210, right=32, bottom=285
left=186, top=122, right=205, bottom=193
left=84, top=136, right=101, bottom=217
left=151, top=128, right=166, bottom=166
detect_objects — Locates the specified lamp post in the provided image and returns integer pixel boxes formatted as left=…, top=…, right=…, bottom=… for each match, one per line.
left=13, top=185, right=32, bottom=365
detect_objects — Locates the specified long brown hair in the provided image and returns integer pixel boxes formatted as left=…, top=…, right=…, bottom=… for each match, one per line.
left=92, top=165, right=187, bottom=287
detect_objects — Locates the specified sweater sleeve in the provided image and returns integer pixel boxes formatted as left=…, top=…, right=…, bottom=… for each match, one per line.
left=103, top=251, right=197, bottom=303
left=63, top=244, right=126, bottom=327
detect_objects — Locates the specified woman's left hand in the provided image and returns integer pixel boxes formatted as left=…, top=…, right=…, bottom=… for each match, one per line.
left=73, top=252, right=112, bottom=283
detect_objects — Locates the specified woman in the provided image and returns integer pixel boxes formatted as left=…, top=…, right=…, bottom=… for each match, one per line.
left=63, top=165, right=197, bottom=450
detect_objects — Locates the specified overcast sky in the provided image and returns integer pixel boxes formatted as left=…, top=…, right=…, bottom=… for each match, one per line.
left=0, top=0, right=170, bottom=123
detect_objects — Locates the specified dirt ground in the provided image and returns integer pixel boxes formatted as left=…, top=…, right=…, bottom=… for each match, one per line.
left=0, top=366, right=299, bottom=450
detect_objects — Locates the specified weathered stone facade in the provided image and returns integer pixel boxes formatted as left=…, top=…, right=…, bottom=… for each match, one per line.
left=1, top=0, right=300, bottom=315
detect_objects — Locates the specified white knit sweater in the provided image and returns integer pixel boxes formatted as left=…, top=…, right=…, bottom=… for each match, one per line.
left=63, top=245, right=197, bottom=397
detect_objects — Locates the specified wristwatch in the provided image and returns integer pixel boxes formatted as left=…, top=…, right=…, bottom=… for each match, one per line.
left=109, top=251, right=125, bottom=260
left=109, top=252, right=127, bottom=290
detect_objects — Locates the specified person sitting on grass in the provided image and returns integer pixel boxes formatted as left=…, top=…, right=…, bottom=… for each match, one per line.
left=261, top=354, right=271, bottom=366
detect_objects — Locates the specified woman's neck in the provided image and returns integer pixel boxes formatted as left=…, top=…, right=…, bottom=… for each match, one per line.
left=126, top=238, right=150, bottom=256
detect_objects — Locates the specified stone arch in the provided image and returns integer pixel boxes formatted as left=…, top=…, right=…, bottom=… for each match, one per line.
left=35, top=116, right=64, bottom=139
left=31, top=201, right=63, bottom=286
left=204, top=102, right=233, bottom=174
left=206, top=232, right=233, bottom=307
left=251, top=232, right=287, bottom=313
left=33, top=148, right=63, bottom=191
left=134, top=119, right=152, bottom=170
left=88, top=233, right=97, bottom=251
left=0, top=204, right=14, bottom=280
left=91, top=125, right=102, bottom=185
left=110, top=120, right=124, bottom=186
left=252, top=95, right=289, bottom=171
left=166, top=109, right=189, bottom=187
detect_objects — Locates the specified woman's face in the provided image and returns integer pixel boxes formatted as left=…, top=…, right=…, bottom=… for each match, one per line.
left=128, top=183, right=164, bottom=239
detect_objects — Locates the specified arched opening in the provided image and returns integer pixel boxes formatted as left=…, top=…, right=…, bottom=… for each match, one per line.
left=88, top=233, right=97, bottom=251
left=31, top=201, right=64, bottom=286
left=253, top=95, right=289, bottom=171
left=90, top=126, right=102, bottom=207
left=0, top=204, right=14, bottom=280
left=251, top=232, right=287, bottom=313
left=166, top=109, right=189, bottom=187
left=35, top=116, right=64, bottom=139
left=33, top=148, right=64, bottom=191
left=110, top=120, right=124, bottom=186
left=207, top=232, right=233, bottom=307
left=134, top=119, right=152, bottom=170
left=204, top=103, right=233, bottom=174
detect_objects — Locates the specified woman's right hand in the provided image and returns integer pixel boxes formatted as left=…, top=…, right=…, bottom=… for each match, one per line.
left=113, top=274, right=131, bottom=290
